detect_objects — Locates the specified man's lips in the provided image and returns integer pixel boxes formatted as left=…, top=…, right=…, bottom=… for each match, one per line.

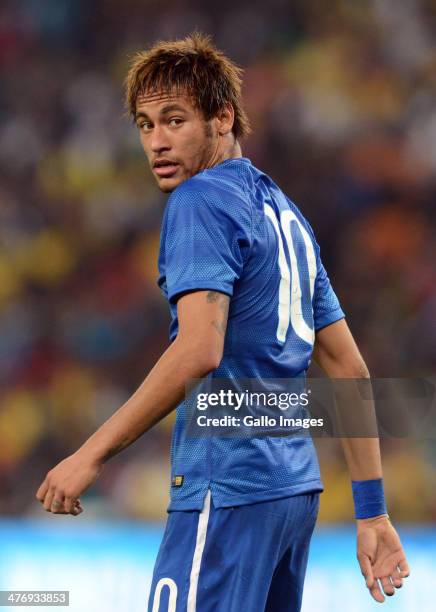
left=153, top=162, right=180, bottom=178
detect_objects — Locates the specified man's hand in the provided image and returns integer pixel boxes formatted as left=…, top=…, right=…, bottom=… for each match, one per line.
left=36, top=452, right=103, bottom=516
left=357, top=515, right=410, bottom=603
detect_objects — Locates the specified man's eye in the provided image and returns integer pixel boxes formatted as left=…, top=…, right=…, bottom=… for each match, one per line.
left=139, top=122, right=152, bottom=131
left=169, top=118, right=184, bottom=127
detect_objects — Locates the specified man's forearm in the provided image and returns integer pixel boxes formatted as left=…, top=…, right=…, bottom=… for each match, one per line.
left=335, top=371, right=383, bottom=480
left=315, top=349, right=384, bottom=480
left=336, top=376, right=386, bottom=516
left=78, top=336, right=216, bottom=464
left=340, top=437, right=383, bottom=481
left=313, top=329, right=384, bottom=483
left=336, top=375, right=383, bottom=480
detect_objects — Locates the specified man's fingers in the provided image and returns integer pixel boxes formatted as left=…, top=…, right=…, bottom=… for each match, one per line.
left=380, top=576, right=395, bottom=597
left=43, top=488, right=55, bottom=512
left=369, top=579, right=385, bottom=603
left=64, top=496, right=82, bottom=514
left=70, top=498, right=83, bottom=516
left=390, top=567, right=403, bottom=588
left=51, top=493, right=65, bottom=514
left=64, top=496, right=73, bottom=513
left=358, top=554, right=374, bottom=589
left=358, top=555, right=386, bottom=603
left=38, top=481, right=83, bottom=516
left=398, top=559, right=410, bottom=578
left=71, top=503, right=83, bottom=517
left=36, top=479, right=49, bottom=502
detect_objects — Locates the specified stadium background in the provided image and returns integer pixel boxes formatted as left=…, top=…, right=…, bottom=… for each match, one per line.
left=0, top=0, right=435, bottom=610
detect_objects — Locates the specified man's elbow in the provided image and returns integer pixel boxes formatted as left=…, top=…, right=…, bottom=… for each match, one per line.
left=315, top=346, right=370, bottom=378
left=335, top=354, right=370, bottom=379
left=175, top=336, right=223, bottom=376
left=197, top=345, right=223, bottom=373
left=350, top=357, right=370, bottom=378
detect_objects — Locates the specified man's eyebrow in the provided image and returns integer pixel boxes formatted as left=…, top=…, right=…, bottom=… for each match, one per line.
left=135, top=104, right=187, bottom=122
left=135, top=111, right=149, bottom=122
left=159, top=103, right=187, bottom=114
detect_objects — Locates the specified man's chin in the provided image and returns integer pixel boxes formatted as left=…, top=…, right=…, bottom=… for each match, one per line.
left=155, top=174, right=186, bottom=193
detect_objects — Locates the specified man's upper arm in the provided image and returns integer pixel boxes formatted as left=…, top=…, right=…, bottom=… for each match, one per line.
left=313, top=319, right=369, bottom=378
left=175, top=289, right=230, bottom=370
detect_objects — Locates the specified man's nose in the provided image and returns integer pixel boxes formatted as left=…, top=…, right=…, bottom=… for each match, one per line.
left=150, top=125, right=170, bottom=153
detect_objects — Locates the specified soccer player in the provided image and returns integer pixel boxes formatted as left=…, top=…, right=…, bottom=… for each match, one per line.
left=36, top=33, right=409, bottom=611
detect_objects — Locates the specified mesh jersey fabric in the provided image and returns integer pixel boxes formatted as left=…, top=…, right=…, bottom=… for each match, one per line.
left=157, top=157, right=345, bottom=510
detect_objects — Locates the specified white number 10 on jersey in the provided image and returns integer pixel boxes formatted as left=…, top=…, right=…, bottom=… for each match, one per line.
left=264, top=204, right=317, bottom=346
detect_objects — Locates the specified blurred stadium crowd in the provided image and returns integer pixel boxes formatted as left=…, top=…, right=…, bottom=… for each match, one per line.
left=0, top=0, right=435, bottom=521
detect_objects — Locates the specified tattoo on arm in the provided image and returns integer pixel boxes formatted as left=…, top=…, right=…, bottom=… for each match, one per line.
left=206, top=291, right=220, bottom=303
left=206, top=291, right=229, bottom=337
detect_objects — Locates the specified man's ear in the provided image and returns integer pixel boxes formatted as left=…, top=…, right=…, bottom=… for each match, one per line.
left=216, top=104, right=235, bottom=136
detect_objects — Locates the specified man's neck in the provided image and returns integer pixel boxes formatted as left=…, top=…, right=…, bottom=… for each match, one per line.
left=212, top=138, right=242, bottom=168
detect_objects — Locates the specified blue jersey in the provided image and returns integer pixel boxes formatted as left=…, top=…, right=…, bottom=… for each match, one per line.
left=157, top=157, right=344, bottom=511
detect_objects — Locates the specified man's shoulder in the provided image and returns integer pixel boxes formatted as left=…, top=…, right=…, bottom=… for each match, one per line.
left=174, top=161, right=247, bottom=196
left=167, top=162, right=253, bottom=219
left=168, top=171, right=219, bottom=200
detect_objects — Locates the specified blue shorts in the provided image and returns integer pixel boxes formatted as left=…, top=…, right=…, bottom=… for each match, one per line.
left=147, top=490, right=320, bottom=612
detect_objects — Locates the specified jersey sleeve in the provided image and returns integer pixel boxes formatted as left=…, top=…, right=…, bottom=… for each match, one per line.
left=306, top=222, right=345, bottom=331
left=163, top=184, right=251, bottom=304
left=312, top=256, right=345, bottom=331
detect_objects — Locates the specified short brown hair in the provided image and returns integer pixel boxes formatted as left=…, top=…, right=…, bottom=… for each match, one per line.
left=124, top=32, right=251, bottom=139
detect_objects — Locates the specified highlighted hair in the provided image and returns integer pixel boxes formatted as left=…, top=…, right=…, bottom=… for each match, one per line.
left=125, top=32, right=251, bottom=139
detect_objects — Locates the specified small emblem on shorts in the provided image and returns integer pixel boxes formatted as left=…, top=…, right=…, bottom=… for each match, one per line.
left=172, top=475, right=184, bottom=487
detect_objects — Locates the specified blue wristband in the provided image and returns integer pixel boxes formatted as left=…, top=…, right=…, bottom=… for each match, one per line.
left=351, top=478, right=387, bottom=519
